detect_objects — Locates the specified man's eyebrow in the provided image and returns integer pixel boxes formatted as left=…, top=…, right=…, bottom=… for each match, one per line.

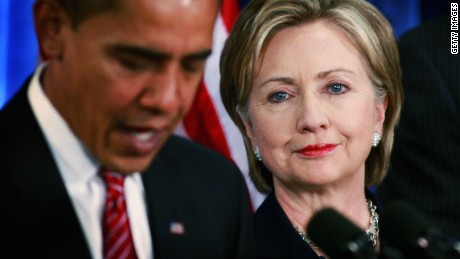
left=108, top=45, right=171, bottom=60
left=183, top=50, right=213, bottom=61
left=107, top=45, right=212, bottom=61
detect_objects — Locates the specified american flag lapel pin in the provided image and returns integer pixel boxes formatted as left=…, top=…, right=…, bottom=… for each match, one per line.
left=170, top=221, right=185, bottom=235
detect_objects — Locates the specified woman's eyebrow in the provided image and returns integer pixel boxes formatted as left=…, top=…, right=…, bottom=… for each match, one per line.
left=316, top=68, right=355, bottom=79
left=259, top=76, right=295, bottom=88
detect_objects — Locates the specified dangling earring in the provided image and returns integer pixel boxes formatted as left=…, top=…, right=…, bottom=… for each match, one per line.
left=372, top=132, right=381, bottom=147
left=254, top=146, right=262, bottom=161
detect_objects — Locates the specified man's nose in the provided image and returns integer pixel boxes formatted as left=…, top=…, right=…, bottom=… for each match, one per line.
left=138, top=66, right=182, bottom=114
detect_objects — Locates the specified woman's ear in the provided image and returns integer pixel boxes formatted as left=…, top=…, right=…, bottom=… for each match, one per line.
left=33, top=0, right=72, bottom=60
left=241, top=115, right=257, bottom=148
left=375, top=95, right=388, bottom=133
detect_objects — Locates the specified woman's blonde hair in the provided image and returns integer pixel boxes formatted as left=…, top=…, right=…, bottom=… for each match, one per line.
left=220, top=0, right=403, bottom=193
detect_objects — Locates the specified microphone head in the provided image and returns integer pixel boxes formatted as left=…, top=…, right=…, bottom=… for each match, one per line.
left=380, top=200, right=443, bottom=257
left=307, top=208, right=376, bottom=259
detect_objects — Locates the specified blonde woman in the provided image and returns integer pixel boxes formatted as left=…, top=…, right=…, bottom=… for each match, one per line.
left=221, top=0, right=402, bottom=257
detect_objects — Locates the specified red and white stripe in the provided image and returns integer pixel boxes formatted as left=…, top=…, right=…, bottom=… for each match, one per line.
left=101, top=170, right=138, bottom=259
left=176, top=0, right=266, bottom=210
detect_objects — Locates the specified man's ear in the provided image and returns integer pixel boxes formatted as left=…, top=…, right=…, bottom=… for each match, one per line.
left=33, top=0, right=72, bottom=60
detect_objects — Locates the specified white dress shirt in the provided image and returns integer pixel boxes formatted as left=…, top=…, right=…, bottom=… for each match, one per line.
left=28, top=63, right=153, bottom=259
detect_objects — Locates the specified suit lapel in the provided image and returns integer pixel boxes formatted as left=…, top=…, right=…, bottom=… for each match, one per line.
left=141, top=141, right=200, bottom=257
left=1, top=85, right=92, bottom=258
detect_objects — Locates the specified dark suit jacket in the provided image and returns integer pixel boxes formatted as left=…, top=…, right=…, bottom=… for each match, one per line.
left=0, top=82, right=255, bottom=258
left=377, top=16, right=460, bottom=239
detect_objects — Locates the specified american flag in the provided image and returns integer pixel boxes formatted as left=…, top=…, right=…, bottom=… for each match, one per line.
left=175, top=0, right=266, bottom=210
left=169, top=222, right=185, bottom=235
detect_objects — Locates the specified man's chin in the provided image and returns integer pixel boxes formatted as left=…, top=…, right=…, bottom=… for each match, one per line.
left=102, top=156, right=154, bottom=175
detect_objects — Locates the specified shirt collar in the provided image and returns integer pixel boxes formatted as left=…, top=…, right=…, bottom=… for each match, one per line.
left=28, top=63, right=100, bottom=184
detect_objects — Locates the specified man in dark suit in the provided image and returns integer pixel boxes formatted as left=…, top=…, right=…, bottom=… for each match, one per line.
left=378, top=15, right=460, bottom=239
left=0, top=0, right=254, bottom=258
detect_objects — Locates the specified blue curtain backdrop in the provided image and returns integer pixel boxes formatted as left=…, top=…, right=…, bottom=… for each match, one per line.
left=0, top=0, right=451, bottom=108
left=0, top=0, right=37, bottom=109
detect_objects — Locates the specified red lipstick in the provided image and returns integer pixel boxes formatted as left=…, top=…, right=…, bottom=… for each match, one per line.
left=296, top=144, right=337, bottom=157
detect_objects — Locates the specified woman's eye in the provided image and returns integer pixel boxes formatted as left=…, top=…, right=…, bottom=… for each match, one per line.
left=269, top=91, right=290, bottom=102
left=328, top=83, right=347, bottom=94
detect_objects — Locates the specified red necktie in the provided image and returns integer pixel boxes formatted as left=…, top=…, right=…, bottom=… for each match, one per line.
left=101, top=169, right=138, bottom=259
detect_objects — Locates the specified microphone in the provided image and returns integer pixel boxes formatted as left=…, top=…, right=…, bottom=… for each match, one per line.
left=380, top=200, right=460, bottom=259
left=307, top=208, right=378, bottom=259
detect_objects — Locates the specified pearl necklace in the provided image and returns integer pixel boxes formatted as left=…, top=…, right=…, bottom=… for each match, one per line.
left=293, top=199, right=379, bottom=248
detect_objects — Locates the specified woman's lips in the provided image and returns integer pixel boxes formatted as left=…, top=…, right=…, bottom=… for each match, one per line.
left=296, top=143, right=337, bottom=157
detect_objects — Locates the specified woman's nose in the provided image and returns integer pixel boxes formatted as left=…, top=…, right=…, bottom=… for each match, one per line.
left=296, top=93, right=330, bottom=133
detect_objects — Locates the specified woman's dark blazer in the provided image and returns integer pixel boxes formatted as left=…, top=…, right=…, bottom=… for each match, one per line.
left=254, top=190, right=381, bottom=258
